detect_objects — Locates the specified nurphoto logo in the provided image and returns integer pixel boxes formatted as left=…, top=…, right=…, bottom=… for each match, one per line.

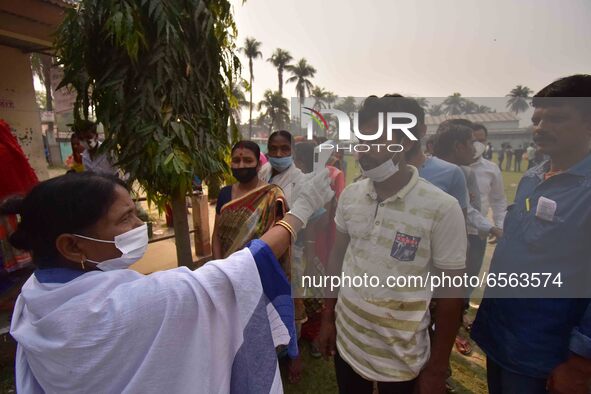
left=302, top=106, right=418, bottom=152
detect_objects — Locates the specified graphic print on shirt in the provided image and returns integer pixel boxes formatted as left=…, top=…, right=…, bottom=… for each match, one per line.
left=390, top=232, right=421, bottom=261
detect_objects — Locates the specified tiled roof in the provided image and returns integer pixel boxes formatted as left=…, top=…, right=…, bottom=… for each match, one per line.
left=425, top=112, right=519, bottom=125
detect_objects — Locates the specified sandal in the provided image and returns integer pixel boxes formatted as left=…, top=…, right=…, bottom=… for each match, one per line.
left=454, top=336, right=473, bottom=356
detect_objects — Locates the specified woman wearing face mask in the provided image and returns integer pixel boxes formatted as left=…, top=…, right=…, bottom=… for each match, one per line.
left=259, top=130, right=304, bottom=207
left=212, top=141, right=287, bottom=260
left=6, top=171, right=333, bottom=393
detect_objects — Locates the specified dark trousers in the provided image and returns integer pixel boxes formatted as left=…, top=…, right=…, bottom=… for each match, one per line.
left=466, top=234, right=487, bottom=301
left=487, top=357, right=547, bottom=394
left=514, top=159, right=522, bottom=172
left=334, top=351, right=416, bottom=394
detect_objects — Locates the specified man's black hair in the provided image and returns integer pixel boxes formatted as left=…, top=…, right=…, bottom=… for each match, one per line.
left=358, top=94, right=425, bottom=156
left=294, top=141, right=315, bottom=174
left=471, top=123, right=488, bottom=137
left=532, top=74, right=591, bottom=119
left=434, top=123, right=473, bottom=157
left=0, top=173, right=128, bottom=267
left=72, top=119, right=97, bottom=136
left=268, top=130, right=292, bottom=145
left=440, top=118, right=474, bottom=129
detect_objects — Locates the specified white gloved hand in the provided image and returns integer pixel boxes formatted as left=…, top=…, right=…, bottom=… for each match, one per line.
left=288, top=168, right=335, bottom=227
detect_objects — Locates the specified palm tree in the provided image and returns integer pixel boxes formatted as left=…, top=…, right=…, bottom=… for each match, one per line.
left=325, top=91, right=337, bottom=109
left=286, top=58, right=316, bottom=120
left=462, top=99, right=480, bottom=114
left=414, top=97, right=430, bottom=110
left=257, top=90, right=290, bottom=130
left=506, top=85, right=533, bottom=115
left=241, top=37, right=262, bottom=138
left=334, top=96, right=358, bottom=118
left=229, top=79, right=249, bottom=125
left=476, top=104, right=495, bottom=113
left=443, top=93, right=465, bottom=115
left=310, top=86, right=333, bottom=110
left=267, top=48, right=292, bottom=95
left=428, top=104, right=444, bottom=116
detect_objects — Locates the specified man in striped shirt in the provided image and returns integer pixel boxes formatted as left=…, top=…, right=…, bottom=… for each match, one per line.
left=318, top=95, right=467, bottom=394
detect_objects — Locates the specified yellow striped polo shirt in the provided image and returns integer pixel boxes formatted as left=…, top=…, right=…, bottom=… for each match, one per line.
left=334, top=165, right=467, bottom=382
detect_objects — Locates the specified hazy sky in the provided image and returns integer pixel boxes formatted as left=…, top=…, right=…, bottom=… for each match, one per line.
left=231, top=0, right=591, bottom=115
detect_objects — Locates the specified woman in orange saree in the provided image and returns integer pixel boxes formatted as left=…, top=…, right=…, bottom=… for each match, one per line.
left=213, top=141, right=288, bottom=270
left=212, top=140, right=306, bottom=383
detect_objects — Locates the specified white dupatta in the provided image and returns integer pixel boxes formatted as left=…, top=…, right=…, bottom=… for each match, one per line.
left=11, top=241, right=295, bottom=393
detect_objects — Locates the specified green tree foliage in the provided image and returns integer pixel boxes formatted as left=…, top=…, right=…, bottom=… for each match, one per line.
left=286, top=58, right=316, bottom=103
left=310, top=86, right=334, bottom=110
left=414, top=97, right=429, bottom=110
left=241, top=37, right=262, bottom=138
left=427, top=104, right=444, bottom=116
left=257, top=90, right=289, bottom=130
left=229, top=78, right=249, bottom=126
left=442, top=93, right=495, bottom=115
left=442, top=93, right=465, bottom=115
left=55, top=0, right=240, bottom=266
left=334, top=96, right=358, bottom=117
left=267, top=48, right=292, bottom=95
left=506, top=85, right=533, bottom=115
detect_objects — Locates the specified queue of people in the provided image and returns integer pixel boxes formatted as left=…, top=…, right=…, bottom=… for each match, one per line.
left=1, top=73, right=590, bottom=393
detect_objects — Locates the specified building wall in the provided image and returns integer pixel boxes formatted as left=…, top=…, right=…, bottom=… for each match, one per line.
left=0, top=45, right=49, bottom=180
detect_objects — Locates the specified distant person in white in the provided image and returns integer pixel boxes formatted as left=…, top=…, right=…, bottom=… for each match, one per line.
left=471, top=123, right=508, bottom=243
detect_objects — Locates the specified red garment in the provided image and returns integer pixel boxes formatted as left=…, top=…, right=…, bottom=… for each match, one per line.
left=0, top=119, right=38, bottom=200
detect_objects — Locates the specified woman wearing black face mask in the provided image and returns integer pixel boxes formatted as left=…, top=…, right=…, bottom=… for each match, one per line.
left=212, top=141, right=288, bottom=262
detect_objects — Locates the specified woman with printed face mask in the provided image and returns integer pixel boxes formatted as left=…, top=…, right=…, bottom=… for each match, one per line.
left=212, top=141, right=287, bottom=260
left=6, top=171, right=333, bottom=393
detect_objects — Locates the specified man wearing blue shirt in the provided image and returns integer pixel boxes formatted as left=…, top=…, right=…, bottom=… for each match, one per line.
left=472, top=74, right=591, bottom=394
left=400, top=99, right=469, bottom=214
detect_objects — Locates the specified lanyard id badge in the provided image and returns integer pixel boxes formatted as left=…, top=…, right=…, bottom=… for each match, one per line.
left=535, top=196, right=557, bottom=222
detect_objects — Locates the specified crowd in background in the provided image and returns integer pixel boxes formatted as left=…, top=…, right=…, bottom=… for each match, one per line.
left=1, top=74, right=590, bottom=393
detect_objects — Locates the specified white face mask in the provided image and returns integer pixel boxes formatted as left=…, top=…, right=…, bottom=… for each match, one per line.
left=74, top=224, right=148, bottom=271
left=473, top=141, right=486, bottom=159
left=81, top=139, right=98, bottom=150
left=360, top=156, right=399, bottom=182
